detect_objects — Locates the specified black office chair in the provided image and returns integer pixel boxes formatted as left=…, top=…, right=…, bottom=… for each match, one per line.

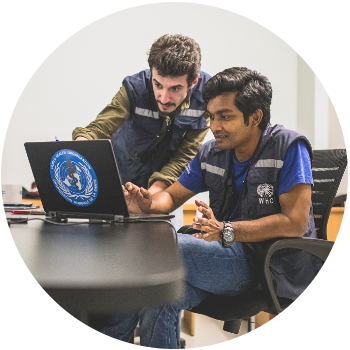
left=178, top=149, right=347, bottom=334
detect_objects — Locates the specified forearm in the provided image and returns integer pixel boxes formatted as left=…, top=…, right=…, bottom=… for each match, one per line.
left=147, top=191, right=177, bottom=214
left=148, top=123, right=210, bottom=188
left=148, top=180, right=168, bottom=194
left=148, top=181, right=195, bottom=214
left=193, top=184, right=311, bottom=243
left=231, top=213, right=307, bottom=242
left=72, top=86, right=130, bottom=140
left=163, top=124, right=210, bottom=176
left=125, top=180, right=195, bottom=215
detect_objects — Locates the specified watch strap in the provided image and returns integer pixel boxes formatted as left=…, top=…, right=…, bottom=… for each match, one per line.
left=221, top=221, right=235, bottom=248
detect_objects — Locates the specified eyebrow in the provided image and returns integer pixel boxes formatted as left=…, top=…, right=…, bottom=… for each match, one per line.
left=207, top=108, right=233, bottom=115
left=153, top=78, right=184, bottom=89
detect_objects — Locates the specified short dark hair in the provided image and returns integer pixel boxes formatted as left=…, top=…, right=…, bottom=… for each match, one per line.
left=202, top=67, right=272, bottom=130
left=148, top=34, right=201, bottom=86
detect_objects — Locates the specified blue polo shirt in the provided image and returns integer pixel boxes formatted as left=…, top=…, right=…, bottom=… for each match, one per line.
left=179, top=140, right=313, bottom=221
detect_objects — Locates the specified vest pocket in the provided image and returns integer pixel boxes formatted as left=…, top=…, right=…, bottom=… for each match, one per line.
left=123, top=119, right=157, bottom=162
left=247, top=168, right=279, bottom=218
left=204, top=172, right=225, bottom=191
left=204, top=172, right=225, bottom=216
left=168, top=125, right=186, bottom=152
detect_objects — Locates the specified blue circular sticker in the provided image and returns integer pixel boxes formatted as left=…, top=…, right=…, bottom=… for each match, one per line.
left=50, top=149, right=98, bottom=206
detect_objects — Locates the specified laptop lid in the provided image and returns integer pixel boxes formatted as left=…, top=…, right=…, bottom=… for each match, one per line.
left=24, top=140, right=134, bottom=220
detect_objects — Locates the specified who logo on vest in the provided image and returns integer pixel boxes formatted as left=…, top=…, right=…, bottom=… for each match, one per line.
left=257, top=183, right=274, bottom=204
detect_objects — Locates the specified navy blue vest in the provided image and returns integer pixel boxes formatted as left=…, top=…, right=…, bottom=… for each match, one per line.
left=111, top=69, right=211, bottom=188
left=197, top=124, right=322, bottom=299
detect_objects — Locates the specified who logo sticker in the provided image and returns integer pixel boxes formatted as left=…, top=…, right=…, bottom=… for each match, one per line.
left=50, top=149, right=98, bottom=207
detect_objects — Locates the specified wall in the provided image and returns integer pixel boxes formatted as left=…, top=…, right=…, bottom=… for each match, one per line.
left=1, top=3, right=298, bottom=191
left=296, top=57, right=347, bottom=196
left=328, top=99, right=348, bottom=194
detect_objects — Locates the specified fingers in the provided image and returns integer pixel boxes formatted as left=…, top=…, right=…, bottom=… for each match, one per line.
left=195, top=200, right=210, bottom=209
left=192, top=216, right=209, bottom=232
left=194, top=231, right=208, bottom=240
left=134, top=187, right=152, bottom=212
left=139, top=187, right=152, bottom=199
left=198, top=206, right=212, bottom=219
left=122, top=185, right=129, bottom=197
left=192, top=216, right=222, bottom=242
left=137, top=188, right=150, bottom=201
left=124, top=182, right=140, bottom=193
left=194, top=231, right=217, bottom=241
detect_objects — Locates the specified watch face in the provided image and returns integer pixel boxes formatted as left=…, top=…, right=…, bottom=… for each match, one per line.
left=223, top=229, right=234, bottom=242
left=221, top=222, right=234, bottom=248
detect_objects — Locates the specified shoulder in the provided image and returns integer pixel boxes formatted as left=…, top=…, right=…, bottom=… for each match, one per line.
left=198, top=139, right=217, bottom=154
left=268, top=124, right=303, bottom=142
left=193, top=71, right=211, bottom=91
left=197, top=139, right=227, bottom=163
left=190, top=71, right=212, bottom=106
left=266, top=124, right=312, bottom=156
left=198, top=71, right=212, bottom=82
left=285, top=139, right=312, bottom=162
left=122, top=69, right=153, bottom=108
left=123, top=69, right=151, bottom=94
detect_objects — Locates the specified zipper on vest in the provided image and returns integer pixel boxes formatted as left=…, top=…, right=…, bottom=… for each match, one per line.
left=238, top=152, right=257, bottom=220
left=166, top=116, right=170, bottom=132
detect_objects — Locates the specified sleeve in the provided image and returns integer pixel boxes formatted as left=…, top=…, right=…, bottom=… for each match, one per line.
left=148, top=112, right=210, bottom=187
left=178, top=154, right=207, bottom=193
left=72, top=86, right=131, bottom=140
left=278, top=139, right=313, bottom=196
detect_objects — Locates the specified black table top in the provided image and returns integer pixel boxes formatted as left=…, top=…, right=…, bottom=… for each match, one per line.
left=9, top=215, right=184, bottom=314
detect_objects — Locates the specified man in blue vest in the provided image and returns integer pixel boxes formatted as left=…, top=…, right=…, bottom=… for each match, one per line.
left=73, top=34, right=211, bottom=195
left=98, top=67, right=322, bottom=348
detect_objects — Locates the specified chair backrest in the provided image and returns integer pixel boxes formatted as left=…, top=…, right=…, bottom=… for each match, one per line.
left=311, top=149, right=347, bottom=240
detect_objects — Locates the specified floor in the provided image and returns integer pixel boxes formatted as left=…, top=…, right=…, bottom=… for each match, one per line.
left=134, top=314, right=248, bottom=348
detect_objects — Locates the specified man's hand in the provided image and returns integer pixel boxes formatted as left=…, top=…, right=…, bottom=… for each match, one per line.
left=191, top=200, right=224, bottom=241
left=75, top=137, right=88, bottom=141
left=123, top=182, right=152, bottom=214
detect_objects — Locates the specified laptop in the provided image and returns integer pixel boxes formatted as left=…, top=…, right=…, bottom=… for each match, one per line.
left=24, top=140, right=174, bottom=222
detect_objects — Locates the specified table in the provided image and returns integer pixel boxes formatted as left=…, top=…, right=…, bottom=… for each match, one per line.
left=9, top=214, right=185, bottom=321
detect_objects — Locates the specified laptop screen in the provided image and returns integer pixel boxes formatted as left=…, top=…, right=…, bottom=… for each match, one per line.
left=24, top=140, right=130, bottom=218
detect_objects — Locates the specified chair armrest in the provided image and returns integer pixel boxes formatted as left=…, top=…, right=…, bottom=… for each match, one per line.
left=262, top=237, right=334, bottom=314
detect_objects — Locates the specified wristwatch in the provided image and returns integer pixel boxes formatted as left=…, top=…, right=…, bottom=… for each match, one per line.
left=221, top=221, right=235, bottom=248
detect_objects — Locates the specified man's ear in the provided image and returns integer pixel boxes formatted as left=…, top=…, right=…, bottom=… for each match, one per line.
left=189, top=75, right=200, bottom=89
left=250, top=109, right=263, bottom=127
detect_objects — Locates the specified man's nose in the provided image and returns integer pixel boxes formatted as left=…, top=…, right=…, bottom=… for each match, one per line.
left=210, top=118, right=222, bottom=132
left=158, top=89, right=170, bottom=104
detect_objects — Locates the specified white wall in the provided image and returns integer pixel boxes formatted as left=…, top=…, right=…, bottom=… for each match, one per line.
left=296, top=57, right=347, bottom=196
left=328, top=99, right=348, bottom=195
left=1, top=3, right=299, bottom=191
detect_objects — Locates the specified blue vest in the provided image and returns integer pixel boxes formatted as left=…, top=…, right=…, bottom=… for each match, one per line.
left=197, top=124, right=322, bottom=299
left=111, top=69, right=211, bottom=188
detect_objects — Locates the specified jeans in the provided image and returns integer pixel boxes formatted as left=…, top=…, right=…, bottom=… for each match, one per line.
left=98, top=233, right=257, bottom=348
